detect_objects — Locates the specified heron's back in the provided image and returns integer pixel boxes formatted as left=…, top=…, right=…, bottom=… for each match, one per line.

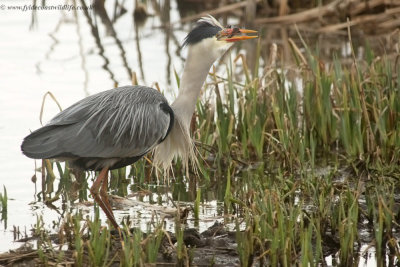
left=21, top=85, right=174, bottom=170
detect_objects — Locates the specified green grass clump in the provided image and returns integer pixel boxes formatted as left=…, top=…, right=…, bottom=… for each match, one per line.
left=195, top=43, right=400, bottom=175
left=193, top=39, right=399, bottom=264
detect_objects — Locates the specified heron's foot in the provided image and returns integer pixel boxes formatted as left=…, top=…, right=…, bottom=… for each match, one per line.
left=90, top=188, right=119, bottom=229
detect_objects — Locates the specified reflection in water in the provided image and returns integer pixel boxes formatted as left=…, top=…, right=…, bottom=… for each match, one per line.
left=42, top=17, right=61, bottom=71
left=73, top=0, right=89, bottom=96
left=160, top=0, right=172, bottom=85
left=93, top=0, right=133, bottom=80
left=111, top=0, right=128, bottom=23
left=29, top=0, right=38, bottom=30
left=133, top=0, right=148, bottom=26
left=80, top=0, right=118, bottom=85
left=152, top=0, right=185, bottom=64
left=133, top=7, right=147, bottom=84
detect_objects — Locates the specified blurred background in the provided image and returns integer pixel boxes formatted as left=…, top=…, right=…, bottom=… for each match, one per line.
left=0, top=0, right=399, bottom=256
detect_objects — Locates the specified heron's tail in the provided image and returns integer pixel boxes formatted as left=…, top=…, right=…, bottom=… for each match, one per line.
left=21, top=125, right=67, bottom=159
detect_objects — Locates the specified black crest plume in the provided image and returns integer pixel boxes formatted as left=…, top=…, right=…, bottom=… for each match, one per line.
left=182, top=15, right=223, bottom=47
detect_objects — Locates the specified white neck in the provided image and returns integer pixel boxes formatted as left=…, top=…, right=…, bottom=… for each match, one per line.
left=153, top=38, right=231, bottom=170
left=171, top=39, right=222, bottom=128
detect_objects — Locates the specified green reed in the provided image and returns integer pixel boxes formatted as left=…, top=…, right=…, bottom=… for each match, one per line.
left=87, top=208, right=111, bottom=266
left=0, top=185, right=7, bottom=223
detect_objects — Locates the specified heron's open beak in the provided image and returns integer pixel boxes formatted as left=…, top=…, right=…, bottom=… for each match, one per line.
left=218, top=28, right=258, bottom=42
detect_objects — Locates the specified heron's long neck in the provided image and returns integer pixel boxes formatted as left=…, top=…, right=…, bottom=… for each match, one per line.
left=154, top=44, right=221, bottom=170
left=171, top=46, right=216, bottom=128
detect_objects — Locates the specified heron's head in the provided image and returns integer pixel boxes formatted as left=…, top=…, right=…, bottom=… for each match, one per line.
left=183, top=15, right=257, bottom=59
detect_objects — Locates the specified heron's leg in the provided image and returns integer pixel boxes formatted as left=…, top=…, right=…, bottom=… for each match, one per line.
left=100, top=172, right=113, bottom=220
left=90, top=167, right=119, bottom=229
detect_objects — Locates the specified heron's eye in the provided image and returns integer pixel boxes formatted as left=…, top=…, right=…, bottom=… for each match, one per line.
left=232, top=27, right=240, bottom=35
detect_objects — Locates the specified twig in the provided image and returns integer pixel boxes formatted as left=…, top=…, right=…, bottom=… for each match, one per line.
left=177, top=0, right=260, bottom=24
left=317, top=7, right=400, bottom=33
left=349, top=0, right=400, bottom=16
left=255, top=0, right=341, bottom=25
left=39, top=91, right=62, bottom=126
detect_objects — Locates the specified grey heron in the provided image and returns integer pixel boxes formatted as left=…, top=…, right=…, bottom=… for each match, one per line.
left=21, top=15, right=257, bottom=229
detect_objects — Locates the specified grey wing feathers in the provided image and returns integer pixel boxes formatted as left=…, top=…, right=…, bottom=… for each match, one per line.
left=21, top=86, right=172, bottom=160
